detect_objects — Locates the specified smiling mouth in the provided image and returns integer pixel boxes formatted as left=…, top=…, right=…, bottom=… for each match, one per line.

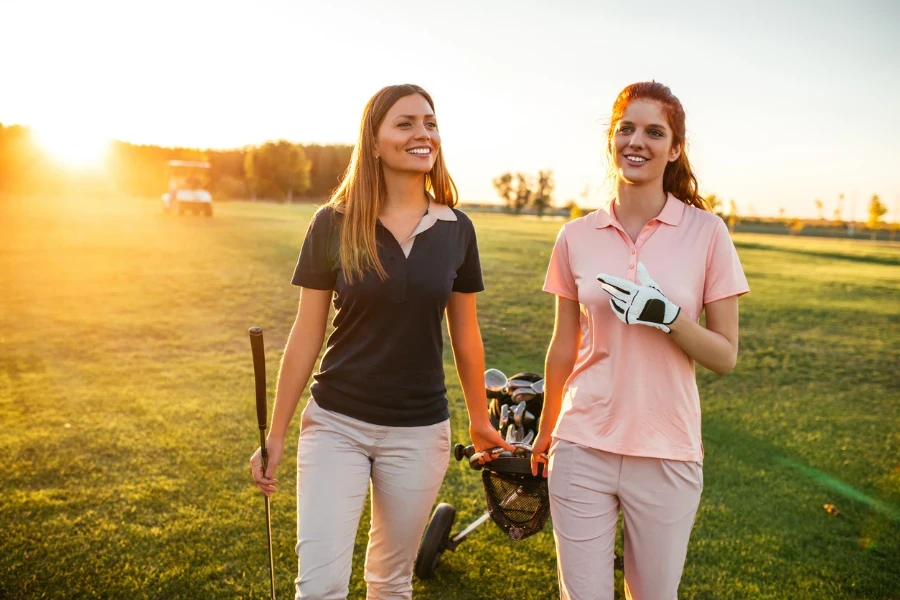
left=407, top=147, right=432, bottom=155
left=624, top=155, right=648, bottom=163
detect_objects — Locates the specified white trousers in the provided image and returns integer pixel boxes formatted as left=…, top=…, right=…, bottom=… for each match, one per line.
left=294, top=399, right=451, bottom=600
left=548, top=439, right=703, bottom=600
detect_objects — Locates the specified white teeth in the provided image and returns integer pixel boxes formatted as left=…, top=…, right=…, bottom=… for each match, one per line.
left=407, top=148, right=431, bottom=154
left=626, top=155, right=647, bottom=162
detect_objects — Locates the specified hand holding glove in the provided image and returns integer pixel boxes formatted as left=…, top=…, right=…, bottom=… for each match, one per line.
left=596, top=262, right=681, bottom=333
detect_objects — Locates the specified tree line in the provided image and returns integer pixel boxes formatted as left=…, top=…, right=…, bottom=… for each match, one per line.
left=0, top=123, right=352, bottom=201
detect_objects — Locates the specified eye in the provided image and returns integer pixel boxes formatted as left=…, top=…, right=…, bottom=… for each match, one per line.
left=649, top=129, right=664, bottom=137
left=397, top=122, right=412, bottom=128
left=426, top=121, right=438, bottom=129
left=617, top=125, right=634, bottom=134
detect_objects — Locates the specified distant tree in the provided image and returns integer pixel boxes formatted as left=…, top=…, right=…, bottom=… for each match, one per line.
left=833, top=193, right=844, bottom=225
left=243, top=149, right=257, bottom=201
left=789, top=219, right=805, bottom=236
left=215, top=174, right=248, bottom=199
left=513, top=172, right=533, bottom=215
left=493, top=172, right=515, bottom=212
left=492, top=171, right=535, bottom=215
left=244, top=141, right=311, bottom=202
left=566, top=199, right=583, bottom=220
left=705, top=193, right=722, bottom=214
left=727, top=199, right=739, bottom=233
left=303, top=143, right=353, bottom=197
left=814, top=198, right=824, bottom=220
left=867, top=194, right=888, bottom=239
left=531, top=170, right=555, bottom=217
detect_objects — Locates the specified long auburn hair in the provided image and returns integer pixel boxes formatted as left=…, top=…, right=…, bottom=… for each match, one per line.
left=328, top=84, right=458, bottom=283
left=606, top=82, right=707, bottom=210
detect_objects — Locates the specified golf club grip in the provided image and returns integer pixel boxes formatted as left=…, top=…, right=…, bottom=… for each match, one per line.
left=249, top=327, right=267, bottom=432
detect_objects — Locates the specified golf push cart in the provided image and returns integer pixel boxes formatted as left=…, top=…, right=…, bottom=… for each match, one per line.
left=161, top=160, right=214, bottom=216
left=414, top=369, right=551, bottom=579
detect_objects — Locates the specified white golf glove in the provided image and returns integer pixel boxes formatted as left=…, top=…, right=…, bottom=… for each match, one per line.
left=596, top=262, right=681, bottom=333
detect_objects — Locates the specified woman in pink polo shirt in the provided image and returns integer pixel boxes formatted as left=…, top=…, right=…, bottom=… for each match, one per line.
left=531, top=81, right=750, bottom=600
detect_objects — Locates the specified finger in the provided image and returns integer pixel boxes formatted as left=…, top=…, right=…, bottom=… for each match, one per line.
left=636, top=262, right=658, bottom=288
left=599, top=282, right=632, bottom=303
left=609, top=298, right=628, bottom=324
left=596, top=274, right=635, bottom=296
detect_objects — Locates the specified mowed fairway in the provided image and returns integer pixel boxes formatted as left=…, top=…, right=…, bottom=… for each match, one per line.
left=1, top=194, right=898, bottom=600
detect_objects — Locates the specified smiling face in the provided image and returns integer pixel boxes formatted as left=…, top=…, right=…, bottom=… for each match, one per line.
left=373, top=93, right=440, bottom=176
left=612, top=99, right=681, bottom=187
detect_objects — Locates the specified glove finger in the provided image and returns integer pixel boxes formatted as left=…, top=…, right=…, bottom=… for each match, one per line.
left=636, top=262, right=659, bottom=289
left=610, top=298, right=628, bottom=323
left=596, top=273, right=636, bottom=295
left=600, top=282, right=632, bottom=303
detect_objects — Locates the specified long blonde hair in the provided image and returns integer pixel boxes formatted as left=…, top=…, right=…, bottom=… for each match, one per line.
left=328, top=84, right=458, bottom=283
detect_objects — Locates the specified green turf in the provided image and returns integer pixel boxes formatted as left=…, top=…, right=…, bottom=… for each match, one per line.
left=1, top=195, right=897, bottom=599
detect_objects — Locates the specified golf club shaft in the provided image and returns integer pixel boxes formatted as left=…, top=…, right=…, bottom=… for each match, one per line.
left=249, top=327, right=276, bottom=600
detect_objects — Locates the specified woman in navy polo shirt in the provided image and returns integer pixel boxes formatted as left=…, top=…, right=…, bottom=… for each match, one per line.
left=249, top=84, right=511, bottom=600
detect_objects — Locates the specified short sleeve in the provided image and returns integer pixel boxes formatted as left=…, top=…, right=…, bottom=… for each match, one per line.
left=543, top=224, right=578, bottom=301
left=452, top=217, right=485, bottom=293
left=291, top=208, right=338, bottom=290
left=704, top=218, right=750, bottom=304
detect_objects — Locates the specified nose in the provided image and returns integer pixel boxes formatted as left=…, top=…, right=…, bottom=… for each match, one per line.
left=628, top=131, right=644, bottom=149
left=414, top=122, right=431, bottom=140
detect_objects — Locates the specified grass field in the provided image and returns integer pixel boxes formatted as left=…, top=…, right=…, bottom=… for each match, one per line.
left=1, top=194, right=898, bottom=599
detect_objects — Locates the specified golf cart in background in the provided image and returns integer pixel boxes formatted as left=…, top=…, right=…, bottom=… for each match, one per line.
left=161, top=160, right=214, bottom=216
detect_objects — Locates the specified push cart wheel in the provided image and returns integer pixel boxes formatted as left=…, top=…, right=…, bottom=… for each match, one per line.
left=414, top=503, right=456, bottom=579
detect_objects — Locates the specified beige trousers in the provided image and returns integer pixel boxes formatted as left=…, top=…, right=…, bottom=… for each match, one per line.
left=548, top=439, right=703, bottom=600
left=294, top=399, right=451, bottom=600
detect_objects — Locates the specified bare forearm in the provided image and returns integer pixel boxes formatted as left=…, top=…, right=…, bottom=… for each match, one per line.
left=450, top=331, right=491, bottom=426
left=668, top=314, right=736, bottom=375
left=540, top=337, right=578, bottom=438
left=268, top=331, right=323, bottom=439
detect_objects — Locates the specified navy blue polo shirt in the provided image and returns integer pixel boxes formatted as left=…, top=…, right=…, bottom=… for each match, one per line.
left=291, top=202, right=484, bottom=427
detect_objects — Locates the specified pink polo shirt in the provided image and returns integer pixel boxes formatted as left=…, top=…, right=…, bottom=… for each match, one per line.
left=543, top=194, right=749, bottom=461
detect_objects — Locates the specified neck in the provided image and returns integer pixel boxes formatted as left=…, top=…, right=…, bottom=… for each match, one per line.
left=614, top=180, right=667, bottom=225
left=382, top=169, right=428, bottom=213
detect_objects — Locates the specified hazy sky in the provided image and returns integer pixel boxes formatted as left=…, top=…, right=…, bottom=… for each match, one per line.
left=2, top=0, right=899, bottom=218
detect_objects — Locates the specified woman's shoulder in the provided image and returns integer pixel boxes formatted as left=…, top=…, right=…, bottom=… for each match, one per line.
left=448, top=205, right=472, bottom=224
left=681, top=202, right=727, bottom=232
left=562, top=206, right=611, bottom=235
left=310, top=203, right=343, bottom=228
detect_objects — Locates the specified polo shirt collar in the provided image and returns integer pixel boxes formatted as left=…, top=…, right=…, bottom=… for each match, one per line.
left=398, top=198, right=456, bottom=256
left=595, top=193, right=685, bottom=228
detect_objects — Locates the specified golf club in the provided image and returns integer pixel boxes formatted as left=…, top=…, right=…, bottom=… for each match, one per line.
left=506, top=378, right=535, bottom=393
left=513, top=401, right=526, bottom=427
left=485, top=368, right=508, bottom=398
left=512, top=387, right=536, bottom=405
left=500, top=404, right=510, bottom=431
left=249, top=326, right=276, bottom=600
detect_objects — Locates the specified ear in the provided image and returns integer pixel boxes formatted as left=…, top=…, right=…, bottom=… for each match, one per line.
left=668, top=141, right=682, bottom=163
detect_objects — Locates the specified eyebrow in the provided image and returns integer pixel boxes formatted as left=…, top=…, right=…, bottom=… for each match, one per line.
left=392, top=114, right=437, bottom=120
left=620, top=120, right=667, bottom=131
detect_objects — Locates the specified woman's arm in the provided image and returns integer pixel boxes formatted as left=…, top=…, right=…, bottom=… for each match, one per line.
left=532, top=296, right=581, bottom=476
left=668, top=295, right=740, bottom=375
left=250, top=286, right=331, bottom=495
left=446, top=291, right=513, bottom=459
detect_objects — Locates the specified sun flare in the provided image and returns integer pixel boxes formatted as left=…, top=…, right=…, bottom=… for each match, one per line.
left=33, top=126, right=111, bottom=169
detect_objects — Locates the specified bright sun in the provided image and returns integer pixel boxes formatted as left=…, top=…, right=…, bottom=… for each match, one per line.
left=33, top=126, right=111, bottom=169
